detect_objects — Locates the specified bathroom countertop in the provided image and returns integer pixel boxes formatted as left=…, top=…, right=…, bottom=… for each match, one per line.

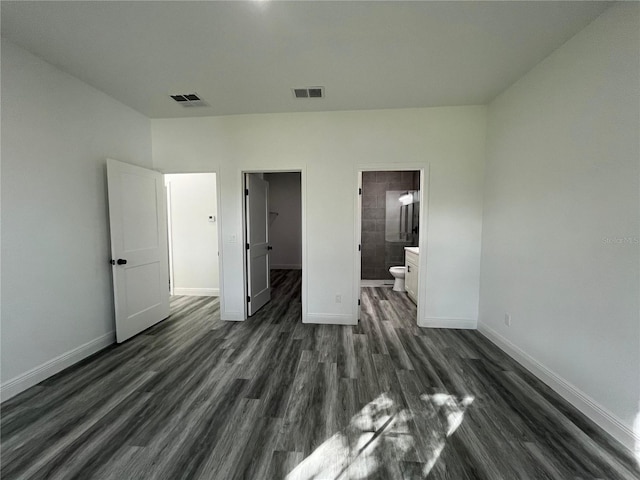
left=404, top=246, right=419, bottom=255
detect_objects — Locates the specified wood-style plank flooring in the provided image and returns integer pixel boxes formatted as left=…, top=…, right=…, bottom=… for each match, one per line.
left=2, top=270, right=638, bottom=479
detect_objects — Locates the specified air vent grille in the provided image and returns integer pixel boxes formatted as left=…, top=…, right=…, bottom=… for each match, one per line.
left=292, top=86, right=324, bottom=99
left=170, top=93, right=209, bottom=107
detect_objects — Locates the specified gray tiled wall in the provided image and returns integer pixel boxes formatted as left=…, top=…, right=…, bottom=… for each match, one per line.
left=361, top=171, right=419, bottom=280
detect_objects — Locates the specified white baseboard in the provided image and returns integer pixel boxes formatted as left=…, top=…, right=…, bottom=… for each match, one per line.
left=419, top=317, right=477, bottom=329
left=172, top=287, right=219, bottom=297
left=304, top=313, right=356, bottom=325
left=221, top=311, right=245, bottom=321
left=361, top=280, right=394, bottom=287
left=478, top=322, right=638, bottom=453
left=0, top=331, right=115, bottom=402
left=271, top=264, right=302, bottom=270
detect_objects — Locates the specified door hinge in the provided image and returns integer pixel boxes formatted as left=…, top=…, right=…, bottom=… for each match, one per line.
left=358, top=187, right=362, bottom=195
left=245, top=188, right=249, bottom=196
left=247, top=295, right=251, bottom=302
left=358, top=244, right=361, bottom=251
left=358, top=299, right=361, bottom=306
left=246, top=243, right=250, bottom=250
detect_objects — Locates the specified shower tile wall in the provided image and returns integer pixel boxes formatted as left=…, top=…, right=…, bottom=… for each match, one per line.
left=361, top=171, right=419, bottom=280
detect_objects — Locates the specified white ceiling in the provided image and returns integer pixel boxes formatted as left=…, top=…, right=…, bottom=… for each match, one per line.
left=1, top=1, right=611, bottom=119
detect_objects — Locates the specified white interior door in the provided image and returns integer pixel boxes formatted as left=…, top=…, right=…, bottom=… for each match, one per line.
left=245, top=173, right=271, bottom=316
left=107, top=159, right=170, bottom=342
left=357, top=171, right=362, bottom=321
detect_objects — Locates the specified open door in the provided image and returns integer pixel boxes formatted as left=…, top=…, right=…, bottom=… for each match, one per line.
left=245, top=173, right=271, bottom=316
left=107, top=159, right=170, bottom=342
left=357, top=171, right=362, bottom=321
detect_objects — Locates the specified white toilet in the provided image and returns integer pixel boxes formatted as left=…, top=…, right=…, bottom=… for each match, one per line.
left=389, top=266, right=406, bottom=292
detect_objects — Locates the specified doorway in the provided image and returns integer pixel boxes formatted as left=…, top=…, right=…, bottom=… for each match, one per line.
left=356, top=168, right=426, bottom=324
left=242, top=171, right=304, bottom=318
left=165, top=173, right=220, bottom=298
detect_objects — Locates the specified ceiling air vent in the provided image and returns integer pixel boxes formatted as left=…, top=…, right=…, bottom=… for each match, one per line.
left=292, top=86, right=324, bottom=99
left=170, top=93, right=209, bottom=107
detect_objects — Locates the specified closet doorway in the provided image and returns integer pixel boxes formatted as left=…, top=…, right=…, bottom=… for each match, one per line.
left=242, top=171, right=304, bottom=318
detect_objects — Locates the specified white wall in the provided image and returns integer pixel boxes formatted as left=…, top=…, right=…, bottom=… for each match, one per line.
left=479, top=3, right=639, bottom=449
left=0, top=41, right=153, bottom=398
left=165, top=173, right=219, bottom=296
left=264, top=172, right=302, bottom=269
left=152, top=106, right=486, bottom=326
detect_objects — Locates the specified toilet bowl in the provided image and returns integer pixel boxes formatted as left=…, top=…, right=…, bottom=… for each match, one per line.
left=389, top=266, right=406, bottom=292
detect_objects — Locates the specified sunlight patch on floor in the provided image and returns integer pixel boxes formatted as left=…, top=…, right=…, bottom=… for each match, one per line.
left=285, top=392, right=474, bottom=480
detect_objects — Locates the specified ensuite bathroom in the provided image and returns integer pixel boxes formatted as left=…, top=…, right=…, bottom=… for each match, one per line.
left=361, top=170, right=421, bottom=313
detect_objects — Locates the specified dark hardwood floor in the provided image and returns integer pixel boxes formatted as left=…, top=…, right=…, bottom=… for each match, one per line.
left=1, top=270, right=638, bottom=479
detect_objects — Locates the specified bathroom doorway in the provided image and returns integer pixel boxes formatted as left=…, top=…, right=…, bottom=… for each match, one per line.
left=355, top=168, right=427, bottom=324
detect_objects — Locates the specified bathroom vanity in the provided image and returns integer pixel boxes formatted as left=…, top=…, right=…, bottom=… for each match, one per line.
left=404, top=247, right=419, bottom=304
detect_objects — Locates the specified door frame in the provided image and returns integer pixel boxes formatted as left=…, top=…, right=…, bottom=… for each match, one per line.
left=241, top=168, right=306, bottom=321
left=164, top=172, right=220, bottom=298
left=157, top=168, right=225, bottom=313
left=354, top=164, right=430, bottom=326
left=166, top=181, right=174, bottom=295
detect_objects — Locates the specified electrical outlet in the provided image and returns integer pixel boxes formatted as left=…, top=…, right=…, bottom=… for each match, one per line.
left=504, top=313, right=511, bottom=326
left=335, top=295, right=342, bottom=304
